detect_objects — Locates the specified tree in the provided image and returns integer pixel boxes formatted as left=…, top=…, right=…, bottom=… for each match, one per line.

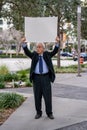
left=1, top=0, right=43, bottom=30
left=1, top=0, right=84, bottom=67
left=40, top=0, right=82, bottom=67
left=0, top=0, right=4, bottom=16
left=81, top=6, right=87, bottom=40
left=8, top=27, right=23, bottom=55
left=2, top=27, right=23, bottom=56
left=2, top=29, right=12, bottom=55
left=1, top=0, right=82, bottom=32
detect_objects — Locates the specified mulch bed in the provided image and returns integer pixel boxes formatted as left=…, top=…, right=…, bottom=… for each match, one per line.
left=0, top=108, right=16, bottom=125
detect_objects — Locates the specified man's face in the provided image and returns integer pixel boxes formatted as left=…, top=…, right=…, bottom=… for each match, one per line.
left=36, top=43, right=44, bottom=54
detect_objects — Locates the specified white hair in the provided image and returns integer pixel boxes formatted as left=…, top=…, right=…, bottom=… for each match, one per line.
left=36, top=42, right=45, bottom=49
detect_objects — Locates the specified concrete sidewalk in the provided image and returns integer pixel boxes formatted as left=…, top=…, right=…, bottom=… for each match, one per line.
left=1, top=96, right=87, bottom=130
left=0, top=73, right=87, bottom=130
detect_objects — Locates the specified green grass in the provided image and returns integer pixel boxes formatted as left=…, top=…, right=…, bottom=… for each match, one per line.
left=54, top=63, right=87, bottom=73
left=83, top=63, right=87, bottom=68
left=54, top=65, right=77, bottom=73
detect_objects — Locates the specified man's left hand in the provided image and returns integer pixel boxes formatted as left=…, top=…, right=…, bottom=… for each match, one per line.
left=55, top=36, right=60, bottom=43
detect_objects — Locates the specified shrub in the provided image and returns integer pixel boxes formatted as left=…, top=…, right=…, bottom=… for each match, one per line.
left=4, top=73, right=19, bottom=82
left=0, top=75, right=4, bottom=82
left=0, top=65, right=9, bottom=75
left=0, top=82, right=5, bottom=89
left=0, top=54, right=27, bottom=58
left=14, top=83, right=20, bottom=88
left=25, top=80, right=32, bottom=87
left=0, top=93, right=25, bottom=109
left=18, top=70, right=28, bottom=81
left=12, top=73, right=19, bottom=81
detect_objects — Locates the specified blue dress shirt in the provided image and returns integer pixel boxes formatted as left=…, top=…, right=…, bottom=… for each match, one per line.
left=34, top=55, right=49, bottom=74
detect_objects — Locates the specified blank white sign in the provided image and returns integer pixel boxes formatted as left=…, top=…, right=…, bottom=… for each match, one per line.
left=25, top=17, right=57, bottom=42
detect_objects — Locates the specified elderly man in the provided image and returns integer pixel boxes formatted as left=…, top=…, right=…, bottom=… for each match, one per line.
left=21, top=37, right=60, bottom=119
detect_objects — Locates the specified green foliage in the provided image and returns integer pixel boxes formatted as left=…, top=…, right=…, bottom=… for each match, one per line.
left=81, top=7, right=87, bottom=39
left=0, top=54, right=27, bottom=58
left=0, top=73, right=19, bottom=82
left=0, top=82, right=5, bottom=89
left=54, top=65, right=78, bottom=73
left=17, top=70, right=28, bottom=81
left=0, top=93, right=25, bottom=109
left=1, top=0, right=82, bottom=32
left=25, top=80, right=32, bottom=87
left=0, top=65, right=9, bottom=75
left=4, top=73, right=19, bottom=82
left=14, top=83, right=20, bottom=88
left=1, top=0, right=43, bottom=31
left=81, top=20, right=87, bottom=40
left=84, top=63, right=87, bottom=68
left=0, top=75, right=4, bottom=82
left=54, top=64, right=87, bottom=73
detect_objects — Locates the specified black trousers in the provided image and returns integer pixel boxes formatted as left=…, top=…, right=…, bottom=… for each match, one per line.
left=33, top=74, right=52, bottom=115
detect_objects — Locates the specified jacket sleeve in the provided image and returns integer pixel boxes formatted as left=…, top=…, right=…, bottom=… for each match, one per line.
left=48, top=45, right=59, bottom=58
left=22, top=44, right=34, bottom=59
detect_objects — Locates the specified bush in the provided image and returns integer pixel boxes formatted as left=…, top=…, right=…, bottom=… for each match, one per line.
left=0, top=73, right=19, bottom=83
left=0, top=82, right=5, bottom=89
left=0, top=75, right=4, bottom=82
left=0, top=54, right=27, bottom=58
left=14, top=83, right=20, bottom=88
left=0, top=65, right=9, bottom=75
left=0, top=93, right=25, bottom=109
left=18, top=70, right=28, bottom=81
left=4, top=73, right=19, bottom=82
left=25, top=80, right=32, bottom=87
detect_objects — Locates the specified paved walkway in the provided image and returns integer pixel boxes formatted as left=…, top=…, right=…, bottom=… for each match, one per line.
left=0, top=73, right=87, bottom=130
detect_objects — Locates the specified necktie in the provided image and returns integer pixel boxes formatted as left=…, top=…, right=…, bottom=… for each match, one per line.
left=39, top=56, right=43, bottom=74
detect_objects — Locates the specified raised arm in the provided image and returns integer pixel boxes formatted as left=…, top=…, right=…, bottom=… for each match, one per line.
left=21, top=37, right=34, bottom=59
left=49, top=36, right=60, bottom=57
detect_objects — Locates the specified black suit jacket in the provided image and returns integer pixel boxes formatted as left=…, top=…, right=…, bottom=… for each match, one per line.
left=23, top=45, right=59, bottom=82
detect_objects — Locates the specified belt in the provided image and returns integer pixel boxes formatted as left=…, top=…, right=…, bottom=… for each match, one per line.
left=34, top=73, right=49, bottom=76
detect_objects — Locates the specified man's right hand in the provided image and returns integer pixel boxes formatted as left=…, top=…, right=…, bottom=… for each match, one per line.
left=55, top=36, right=60, bottom=43
left=21, top=37, right=26, bottom=43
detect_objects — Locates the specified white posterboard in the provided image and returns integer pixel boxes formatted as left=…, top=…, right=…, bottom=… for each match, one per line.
left=25, top=17, right=57, bottom=42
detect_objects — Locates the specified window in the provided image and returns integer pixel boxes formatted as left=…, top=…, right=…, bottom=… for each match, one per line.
left=7, top=21, right=10, bottom=25
left=0, top=20, right=3, bottom=24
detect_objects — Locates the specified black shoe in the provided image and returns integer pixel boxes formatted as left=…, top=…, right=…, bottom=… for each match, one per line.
left=35, top=114, right=42, bottom=119
left=48, top=114, right=54, bottom=119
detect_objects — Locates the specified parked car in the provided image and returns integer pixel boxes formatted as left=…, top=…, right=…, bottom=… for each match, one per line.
left=60, top=52, right=73, bottom=57
left=80, top=53, right=87, bottom=61
left=73, top=52, right=87, bottom=61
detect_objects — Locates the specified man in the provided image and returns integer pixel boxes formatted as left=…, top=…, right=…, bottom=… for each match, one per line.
left=21, top=37, right=60, bottom=119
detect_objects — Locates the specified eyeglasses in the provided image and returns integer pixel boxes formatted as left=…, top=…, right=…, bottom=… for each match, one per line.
left=37, top=46, right=43, bottom=48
